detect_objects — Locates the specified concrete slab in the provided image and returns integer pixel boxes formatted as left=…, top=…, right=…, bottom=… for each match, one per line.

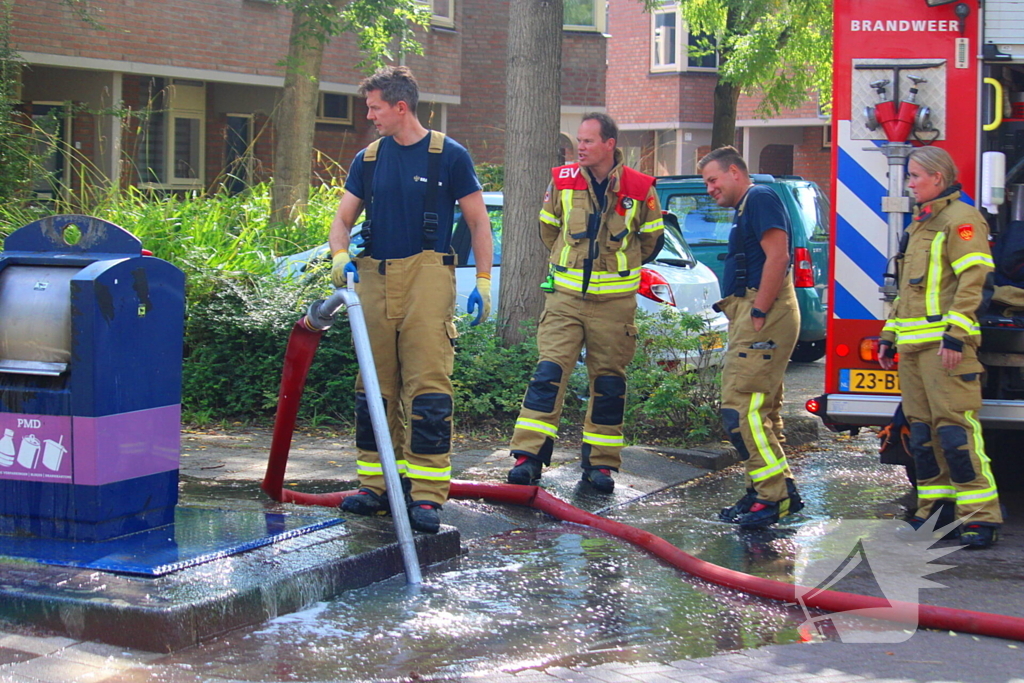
left=0, top=497, right=460, bottom=652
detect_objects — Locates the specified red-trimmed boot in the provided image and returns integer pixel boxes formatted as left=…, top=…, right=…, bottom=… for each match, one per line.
left=507, top=455, right=543, bottom=486
left=408, top=501, right=442, bottom=534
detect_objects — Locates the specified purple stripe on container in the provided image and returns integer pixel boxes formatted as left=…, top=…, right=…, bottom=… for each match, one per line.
left=73, top=405, right=180, bottom=486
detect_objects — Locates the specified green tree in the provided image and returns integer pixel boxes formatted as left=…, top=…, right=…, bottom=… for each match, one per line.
left=681, top=0, right=832, bottom=149
left=269, top=0, right=429, bottom=228
left=499, top=0, right=662, bottom=347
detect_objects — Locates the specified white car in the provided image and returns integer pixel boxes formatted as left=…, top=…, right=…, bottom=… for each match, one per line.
left=274, top=191, right=728, bottom=360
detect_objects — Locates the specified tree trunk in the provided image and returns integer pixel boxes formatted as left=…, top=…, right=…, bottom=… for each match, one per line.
left=499, top=0, right=564, bottom=347
left=269, top=2, right=343, bottom=227
left=710, top=79, right=741, bottom=150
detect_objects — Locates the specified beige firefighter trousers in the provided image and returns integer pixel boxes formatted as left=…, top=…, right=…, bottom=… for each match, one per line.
left=717, top=278, right=800, bottom=502
left=509, top=289, right=638, bottom=471
left=898, top=346, right=1002, bottom=525
left=352, top=250, right=458, bottom=506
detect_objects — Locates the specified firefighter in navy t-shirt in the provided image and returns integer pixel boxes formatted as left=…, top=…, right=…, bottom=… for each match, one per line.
left=328, top=66, right=493, bottom=533
left=699, top=146, right=803, bottom=529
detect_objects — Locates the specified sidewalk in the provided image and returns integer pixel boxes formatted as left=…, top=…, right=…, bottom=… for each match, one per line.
left=3, top=426, right=1023, bottom=682
left=3, top=361, right=1024, bottom=682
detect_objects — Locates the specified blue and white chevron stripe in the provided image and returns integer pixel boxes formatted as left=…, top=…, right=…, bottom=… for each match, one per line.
left=834, top=119, right=889, bottom=321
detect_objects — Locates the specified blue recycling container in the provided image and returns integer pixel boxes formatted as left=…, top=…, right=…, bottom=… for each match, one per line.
left=0, top=215, right=184, bottom=541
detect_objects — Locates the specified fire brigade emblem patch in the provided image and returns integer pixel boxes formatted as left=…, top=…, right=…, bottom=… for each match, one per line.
left=957, top=224, right=974, bottom=241
left=647, top=196, right=657, bottom=210
left=544, top=190, right=550, bottom=203
left=621, top=197, right=634, bottom=210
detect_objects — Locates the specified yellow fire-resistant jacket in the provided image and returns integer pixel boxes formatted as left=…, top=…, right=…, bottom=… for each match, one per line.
left=539, top=149, right=664, bottom=300
left=880, top=189, right=994, bottom=358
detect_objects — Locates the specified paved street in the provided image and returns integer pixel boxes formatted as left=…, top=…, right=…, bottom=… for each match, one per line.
left=2, top=359, right=1024, bottom=682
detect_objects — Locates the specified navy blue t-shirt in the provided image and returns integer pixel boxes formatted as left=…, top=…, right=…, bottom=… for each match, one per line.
left=345, top=133, right=482, bottom=260
left=722, top=185, right=792, bottom=295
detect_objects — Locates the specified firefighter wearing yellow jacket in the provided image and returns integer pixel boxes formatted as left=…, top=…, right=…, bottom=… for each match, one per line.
left=506, top=113, right=664, bottom=493
left=879, top=146, right=1002, bottom=549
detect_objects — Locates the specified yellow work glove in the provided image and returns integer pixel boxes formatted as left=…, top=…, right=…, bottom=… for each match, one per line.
left=331, top=249, right=356, bottom=288
left=468, top=273, right=491, bottom=326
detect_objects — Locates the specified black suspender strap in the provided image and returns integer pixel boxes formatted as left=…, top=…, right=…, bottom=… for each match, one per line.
left=360, top=139, right=382, bottom=256
left=732, top=191, right=753, bottom=297
left=422, top=130, right=445, bottom=251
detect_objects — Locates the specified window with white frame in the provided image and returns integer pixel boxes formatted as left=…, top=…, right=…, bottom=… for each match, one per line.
left=564, top=0, right=605, bottom=32
left=137, top=77, right=206, bottom=189
left=651, top=4, right=718, bottom=72
left=652, top=9, right=677, bottom=70
left=419, top=0, right=454, bottom=27
left=317, top=93, right=353, bottom=125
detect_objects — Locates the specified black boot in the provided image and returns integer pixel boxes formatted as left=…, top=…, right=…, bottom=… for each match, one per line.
left=581, top=467, right=615, bottom=493
left=508, top=455, right=543, bottom=485
left=720, top=488, right=757, bottom=523
left=340, top=488, right=390, bottom=516
left=736, top=496, right=800, bottom=529
left=902, top=500, right=958, bottom=541
left=408, top=501, right=442, bottom=534
left=960, top=523, right=998, bottom=549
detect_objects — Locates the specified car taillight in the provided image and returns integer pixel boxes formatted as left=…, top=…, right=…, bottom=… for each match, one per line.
left=638, top=268, right=676, bottom=306
left=794, top=247, right=814, bottom=288
left=859, top=336, right=898, bottom=366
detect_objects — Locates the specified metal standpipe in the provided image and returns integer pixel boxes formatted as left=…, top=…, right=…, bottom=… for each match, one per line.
left=878, top=141, right=914, bottom=306
left=306, top=287, right=422, bottom=585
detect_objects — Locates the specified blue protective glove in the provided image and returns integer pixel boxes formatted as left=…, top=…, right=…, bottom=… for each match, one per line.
left=344, top=260, right=359, bottom=284
left=467, top=275, right=492, bottom=327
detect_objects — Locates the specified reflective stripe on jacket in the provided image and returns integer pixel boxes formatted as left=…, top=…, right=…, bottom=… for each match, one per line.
left=880, top=190, right=993, bottom=353
left=539, top=149, right=664, bottom=300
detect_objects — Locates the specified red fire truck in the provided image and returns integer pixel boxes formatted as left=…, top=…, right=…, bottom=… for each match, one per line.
left=809, top=0, right=1024, bottom=465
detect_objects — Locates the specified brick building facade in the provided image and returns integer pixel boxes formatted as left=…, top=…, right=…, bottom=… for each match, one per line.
left=11, top=0, right=607, bottom=197
left=606, top=0, right=830, bottom=196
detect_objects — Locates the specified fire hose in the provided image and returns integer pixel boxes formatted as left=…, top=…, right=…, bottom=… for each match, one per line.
left=262, top=294, right=1024, bottom=642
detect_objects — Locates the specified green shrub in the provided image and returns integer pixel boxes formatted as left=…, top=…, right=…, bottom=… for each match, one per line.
left=1, top=181, right=721, bottom=446
left=182, top=267, right=359, bottom=425
left=451, top=317, right=540, bottom=424
left=623, top=308, right=723, bottom=444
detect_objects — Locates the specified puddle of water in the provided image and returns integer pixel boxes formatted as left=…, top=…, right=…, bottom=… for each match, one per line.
left=149, top=431, right=913, bottom=682
left=157, top=526, right=808, bottom=682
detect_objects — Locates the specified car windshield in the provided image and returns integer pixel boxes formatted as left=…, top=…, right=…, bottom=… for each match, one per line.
left=654, top=219, right=697, bottom=266
left=788, top=182, right=830, bottom=242
left=665, top=193, right=733, bottom=245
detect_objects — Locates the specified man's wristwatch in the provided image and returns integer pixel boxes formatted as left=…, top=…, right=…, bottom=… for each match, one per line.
left=750, top=307, right=767, bottom=319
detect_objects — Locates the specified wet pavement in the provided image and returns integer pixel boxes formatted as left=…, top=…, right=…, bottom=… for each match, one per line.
left=3, top=359, right=1024, bottom=682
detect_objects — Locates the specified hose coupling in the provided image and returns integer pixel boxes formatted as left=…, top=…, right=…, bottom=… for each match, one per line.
left=304, top=298, right=338, bottom=331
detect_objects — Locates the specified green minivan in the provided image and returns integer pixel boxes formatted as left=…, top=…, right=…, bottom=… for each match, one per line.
left=656, top=174, right=830, bottom=362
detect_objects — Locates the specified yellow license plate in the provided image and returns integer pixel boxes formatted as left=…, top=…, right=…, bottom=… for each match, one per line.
left=840, top=369, right=900, bottom=394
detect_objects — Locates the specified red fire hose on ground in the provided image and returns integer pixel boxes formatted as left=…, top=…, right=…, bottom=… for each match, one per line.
left=262, top=311, right=1024, bottom=644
